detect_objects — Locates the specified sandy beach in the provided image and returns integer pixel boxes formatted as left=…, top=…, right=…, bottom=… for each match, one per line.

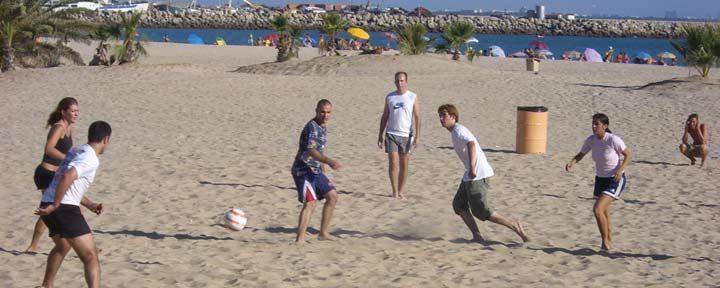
left=1, top=42, right=718, bottom=287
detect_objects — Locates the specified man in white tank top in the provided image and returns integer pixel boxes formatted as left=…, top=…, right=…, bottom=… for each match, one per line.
left=377, top=72, right=421, bottom=199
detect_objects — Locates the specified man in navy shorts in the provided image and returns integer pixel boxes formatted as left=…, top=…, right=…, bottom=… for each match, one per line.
left=291, top=99, right=342, bottom=243
left=35, top=121, right=112, bottom=288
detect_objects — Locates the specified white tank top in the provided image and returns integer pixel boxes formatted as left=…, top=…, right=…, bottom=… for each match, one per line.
left=385, top=90, right=416, bottom=137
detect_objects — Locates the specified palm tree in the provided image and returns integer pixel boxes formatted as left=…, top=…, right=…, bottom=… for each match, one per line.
left=395, top=23, right=435, bottom=55
left=116, top=12, right=147, bottom=65
left=442, top=21, right=475, bottom=60
left=320, top=13, right=347, bottom=56
left=1, top=0, right=96, bottom=71
left=671, top=24, right=720, bottom=78
left=270, top=14, right=300, bottom=62
left=287, top=25, right=302, bottom=59
left=89, top=25, right=120, bottom=66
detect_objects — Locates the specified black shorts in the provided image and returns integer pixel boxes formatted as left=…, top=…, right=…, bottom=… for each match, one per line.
left=39, top=202, right=91, bottom=238
left=33, top=165, right=56, bottom=190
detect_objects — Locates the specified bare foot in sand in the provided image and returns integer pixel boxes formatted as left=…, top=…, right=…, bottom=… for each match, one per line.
left=513, top=221, right=530, bottom=242
left=25, top=246, right=39, bottom=254
left=318, top=234, right=334, bottom=241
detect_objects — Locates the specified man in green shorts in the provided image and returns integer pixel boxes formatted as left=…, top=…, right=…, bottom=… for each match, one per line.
left=438, top=104, right=529, bottom=243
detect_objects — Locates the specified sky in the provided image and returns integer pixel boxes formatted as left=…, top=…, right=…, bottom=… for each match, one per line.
left=226, top=0, right=720, bottom=19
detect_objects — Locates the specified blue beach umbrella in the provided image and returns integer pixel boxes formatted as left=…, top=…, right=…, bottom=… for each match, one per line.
left=187, top=34, right=205, bottom=45
left=634, top=52, right=652, bottom=60
left=300, top=36, right=316, bottom=44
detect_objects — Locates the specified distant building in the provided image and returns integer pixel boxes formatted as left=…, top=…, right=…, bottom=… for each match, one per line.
left=665, top=10, right=677, bottom=19
left=536, top=5, right=545, bottom=20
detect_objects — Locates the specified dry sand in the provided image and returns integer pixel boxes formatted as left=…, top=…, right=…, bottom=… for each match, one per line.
left=1, top=42, right=718, bottom=287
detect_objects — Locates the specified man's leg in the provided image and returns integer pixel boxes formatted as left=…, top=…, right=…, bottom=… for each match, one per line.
left=593, top=195, right=614, bottom=250
left=699, top=144, right=708, bottom=167
left=458, top=210, right=484, bottom=242
left=296, top=201, right=317, bottom=243
left=41, top=235, right=72, bottom=288
left=387, top=152, right=400, bottom=198
left=487, top=212, right=530, bottom=242
left=66, top=233, right=100, bottom=288
left=679, top=144, right=696, bottom=165
left=397, top=153, right=410, bottom=198
left=319, top=190, right=338, bottom=240
left=26, top=217, right=47, bottom=252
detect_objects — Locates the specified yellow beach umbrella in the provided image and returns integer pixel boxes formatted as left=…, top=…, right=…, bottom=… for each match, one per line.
left=656, top=51, right=676, bottom=59
left=347, top=27, right=370, bottom=40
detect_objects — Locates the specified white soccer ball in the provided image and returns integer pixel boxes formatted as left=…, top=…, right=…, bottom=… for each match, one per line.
left=223, top=208, right=247, bottom=231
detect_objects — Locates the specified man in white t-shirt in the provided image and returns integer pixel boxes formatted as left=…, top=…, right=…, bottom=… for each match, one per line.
left=377, top=71, right=421, bottom=199
left=438, top=104, right=529, bottom=243
left=35, top=121, right=112, bottom=288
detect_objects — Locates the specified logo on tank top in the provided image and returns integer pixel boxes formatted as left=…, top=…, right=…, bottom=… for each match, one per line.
left=393, top=102, right=405, bottom=110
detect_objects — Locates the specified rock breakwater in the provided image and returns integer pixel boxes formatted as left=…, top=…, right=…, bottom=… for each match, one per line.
left=77, top=9, right=695, bottom=38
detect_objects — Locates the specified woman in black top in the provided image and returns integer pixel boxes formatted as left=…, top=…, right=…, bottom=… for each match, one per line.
left=26, top=97, right=78, bottom=253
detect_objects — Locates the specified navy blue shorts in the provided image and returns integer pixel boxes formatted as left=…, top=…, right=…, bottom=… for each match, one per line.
left=39, top=202, right=92, bottom=238
left=293, top=172, right=336, bottom=203
left=593, top=174, right=626, bottom=200
left=33, top=165, right=55, bottom=190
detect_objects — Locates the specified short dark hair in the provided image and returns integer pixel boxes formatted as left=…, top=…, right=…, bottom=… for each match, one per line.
left=395, top=71, right=408, bottom=81
left=688, top=113, right=699, bottom=121
left=88, top=121, right=112, bottom=143
left=316, top=99, right=332, bottom=110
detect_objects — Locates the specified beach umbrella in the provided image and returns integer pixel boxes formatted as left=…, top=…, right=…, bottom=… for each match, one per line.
left=187, top=34, right=204, bottom=45
left=562, top=50, right=582, bottom=59
left=487, top=45, right=505, bottom=57
left=529, top=40, right=549, bottom=50
left=583, top=48, right=603, bottom=62
left=656, top=51, right=676, bottom=59
left=383, top=32, right=398, bottom=41
left=300, top=36, right=316, bottom=44
left=465, top=37, right=479, bottom=43
left=509, top=51, right=528, bottom=58
left=634, top=52, right=652, bottom=60
left=347, top=27, right=370, bottom=40
left=263, top=34, right=279, bottom=41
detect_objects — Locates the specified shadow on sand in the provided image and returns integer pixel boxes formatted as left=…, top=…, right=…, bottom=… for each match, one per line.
left=264, top=226, right=446, bottom=242
left=633, top=160, right=688, bottom=166
left=199, top=181, right=295, bottom=191
left=438, top=146, right=516, bottom=154
left=94, top=229, right=233, bottom=241
left=528, top=246, right=674, bottom=260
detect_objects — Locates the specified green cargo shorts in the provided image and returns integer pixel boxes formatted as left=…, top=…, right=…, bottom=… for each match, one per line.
left=452, top=178, right=493, bottom=221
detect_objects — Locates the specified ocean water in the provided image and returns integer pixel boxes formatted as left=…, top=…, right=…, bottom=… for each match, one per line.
left=139, top=28, right=687, bottom=66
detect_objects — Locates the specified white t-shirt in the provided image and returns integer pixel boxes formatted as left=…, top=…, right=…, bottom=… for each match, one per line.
left=42, top=144, right=99, bottom=206
left=580, top=133, right=627, bottom=178
left=451, top=124, right=494, bottom=181
left=385, top=90, right=416, bottom=137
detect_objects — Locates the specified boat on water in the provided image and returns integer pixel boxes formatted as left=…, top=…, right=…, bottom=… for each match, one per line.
left=52, top=1, right=102, bottom=12
left=98, top=1, right=150, bottom=12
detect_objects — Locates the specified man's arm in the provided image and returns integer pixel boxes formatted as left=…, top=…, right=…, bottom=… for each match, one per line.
left=682, top=123, right=690, bottom=145
left=308, top=148, right=341, bottom=170
left=412, top=100, right=421, bottom=148
left=467, top=141, right=477, bottom=179
left=377, top=102, right=390, bottom=149
left=80, top=196, right=103, bottom=215
left=35, top=168, right=77, bottom=215
left=698, top=124, right=709, bottom=145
